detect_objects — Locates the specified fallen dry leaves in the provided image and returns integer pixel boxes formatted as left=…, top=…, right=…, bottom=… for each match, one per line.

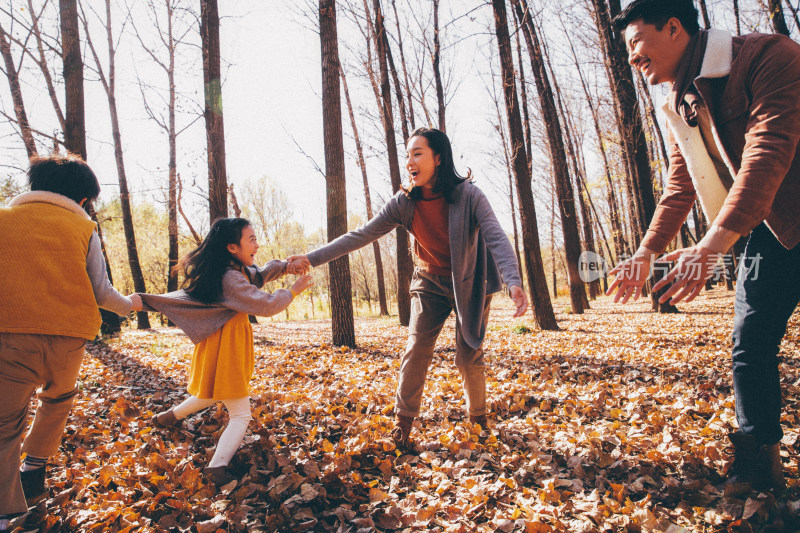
left=12, top=289, right=800, bottom=532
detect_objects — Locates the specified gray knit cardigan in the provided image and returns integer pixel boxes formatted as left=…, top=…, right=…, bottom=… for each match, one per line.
left=139, top=260, right=291, bottom=344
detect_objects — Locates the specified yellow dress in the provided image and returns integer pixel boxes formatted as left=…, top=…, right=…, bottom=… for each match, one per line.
left=187, top=312, right=254, bottom=399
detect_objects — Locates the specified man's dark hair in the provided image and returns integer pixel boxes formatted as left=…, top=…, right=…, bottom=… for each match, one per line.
left=613, top=0, right=700, bottom=35
left=28, top=153, right=101, bottom=208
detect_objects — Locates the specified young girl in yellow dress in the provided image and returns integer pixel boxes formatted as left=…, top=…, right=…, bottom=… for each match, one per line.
left=140, top=218, right=312, bottom=485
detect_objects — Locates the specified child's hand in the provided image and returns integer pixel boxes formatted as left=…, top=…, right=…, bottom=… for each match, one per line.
left=291, top=274, right=314, bottom=295
left=129, top=293, right=143, bottom=312
left=287, top=255, right=311, bottom=275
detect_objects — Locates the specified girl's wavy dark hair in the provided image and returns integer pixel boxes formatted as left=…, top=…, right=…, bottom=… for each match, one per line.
left=174, top=217, right=251, bottom=303
left=402, top=127, right=469, bottom=203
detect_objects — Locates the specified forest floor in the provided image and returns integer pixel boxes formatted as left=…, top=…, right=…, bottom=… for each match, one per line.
left=9, top=289, right=800, bottom=532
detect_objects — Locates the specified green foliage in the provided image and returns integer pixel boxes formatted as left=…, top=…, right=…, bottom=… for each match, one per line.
left=0, top=175, right=25, bottom=205
left=513, top=323, right=532, bottom=334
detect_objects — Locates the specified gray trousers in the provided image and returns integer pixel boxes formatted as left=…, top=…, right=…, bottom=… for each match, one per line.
left=395, top=269, right=492, bottom=419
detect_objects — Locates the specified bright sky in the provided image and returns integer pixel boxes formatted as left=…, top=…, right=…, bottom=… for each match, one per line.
left=8, top=1, right=519, bottom=236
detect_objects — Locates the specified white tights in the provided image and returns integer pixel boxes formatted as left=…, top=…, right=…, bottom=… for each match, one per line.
left=172, top=396, right=252, bottom=468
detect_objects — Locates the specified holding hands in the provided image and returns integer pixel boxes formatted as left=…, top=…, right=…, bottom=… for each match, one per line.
left=130, top=293, right=143, bottom=312
left=286, top=255, right=311, bottom=275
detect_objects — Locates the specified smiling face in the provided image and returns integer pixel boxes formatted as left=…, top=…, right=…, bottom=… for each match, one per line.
left=227, top=224, right=259, bottom=267
left=624, top=18, right=689, bottom=85
left=405, top=135, right=441, bottom=189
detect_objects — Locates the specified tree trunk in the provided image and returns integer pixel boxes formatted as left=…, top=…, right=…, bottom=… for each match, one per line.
left=698, top=0, right=711, bottom=28
left=432, top=0, right=445, bottom=132
left=567, top=36, right=626, bottom=263
left=83, top=0, right=151, bottom=328
left=201, top=0, right=227, bottom=222
left=374, top=0, right=412, bottom=326
left=513, top=0, right=586, bottom=314
left=768, top=0, right=791, bottom=36
left=61, top=0, right=86, bottom=160
left=590, top=0, right=657, bottom=243
left=319, top=0, right=356, bottom=347
left=341, top=66, right=389, bottom=316
left=61, top=0, right=121, bottom=334
left=28, top=0, right=66, bottom=133
left=785, top=0, right=800, bottom=34
left=734, top=0, right=742, bottom=35
left=494, top=100, right=523, bottom=282
left=541, top=31, right=598, bottom=301
left=492, top=0, right=557, bottom=330
left=390, top=0, right=415, bottom=129
left=0, top=22, right=37, bottom=158
left=167, top=3, right=179, bottom=296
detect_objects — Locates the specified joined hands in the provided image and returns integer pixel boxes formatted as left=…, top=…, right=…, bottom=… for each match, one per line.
left=286, top=255, right=311, bottom=275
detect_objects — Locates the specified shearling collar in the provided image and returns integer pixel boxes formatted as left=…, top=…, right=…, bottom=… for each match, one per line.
left=9, top=191, right=91, bottom=219
left=696, top=29, right=733, bottom=79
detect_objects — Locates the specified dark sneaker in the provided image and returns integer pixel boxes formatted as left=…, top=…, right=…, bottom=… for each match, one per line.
left=204, top=466, right=237, bottom=487
left=20, top=467, right=47, bottom=507
left=152, top=408, right=181, bottom=428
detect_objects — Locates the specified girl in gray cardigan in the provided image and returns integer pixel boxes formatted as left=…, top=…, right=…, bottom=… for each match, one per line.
left=289, top=128, right=528, bottom=448
left=141, top=218, right=313, bottom=485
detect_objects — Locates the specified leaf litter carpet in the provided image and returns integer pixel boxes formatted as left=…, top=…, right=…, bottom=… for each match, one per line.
left=15, top=290, right=800, bottom=532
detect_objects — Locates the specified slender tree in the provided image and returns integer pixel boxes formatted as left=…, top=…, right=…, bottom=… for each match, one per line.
left=491, top=0, right=557, bottom=330
left=432, top=0, right=445, bottom=132
left=320, top=0, right=356, bottom=347
left=513, top=0, right=586, bottom=313
left=374, top=0, right=412, bottom=326
left=60, top=0, right=121, bottom=334
left=698, top=0, right=711, bottom=28
left=0, top=22, right=37, bottom=158
left=589, top=0, right=657, bottom=242
left=81, top=0, right=150, bottom=328
left=768, top=0, right=791, bottom=35
left=132, top=0, right=191, bottom=296
left=200, top=0, right=227, bottom=222
left=341, top=65, right=389, bottom=315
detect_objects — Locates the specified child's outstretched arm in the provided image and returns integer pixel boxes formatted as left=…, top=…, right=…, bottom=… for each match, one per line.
left=222, top=269, right=312, bottom=318
left=247, top=259, right=291, bottom=288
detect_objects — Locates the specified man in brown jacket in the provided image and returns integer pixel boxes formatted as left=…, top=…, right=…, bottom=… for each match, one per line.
left=608, top=0, right=800, bottom=493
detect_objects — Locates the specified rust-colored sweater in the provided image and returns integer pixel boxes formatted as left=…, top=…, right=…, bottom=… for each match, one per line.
left=410, top=187, right=451, bottom=275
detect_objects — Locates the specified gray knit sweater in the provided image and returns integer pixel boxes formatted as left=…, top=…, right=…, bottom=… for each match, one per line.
left=139, top=260, right=292, bottom=343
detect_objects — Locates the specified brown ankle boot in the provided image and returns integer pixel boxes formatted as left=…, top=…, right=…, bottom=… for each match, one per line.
left=391, top=415, right=414, bottom=448
left=723, top=433, right=785, bottom=495
left=152, top=408, right=181, bottom=428
left=469, top=414, right=488, bottom=429
left=761, top=443, right=786, bottom=492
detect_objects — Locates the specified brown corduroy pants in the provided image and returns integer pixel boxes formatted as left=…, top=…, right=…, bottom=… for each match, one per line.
left=0, top=333, right=86, bottom=516
left=395, top=269, right=492, bottom=419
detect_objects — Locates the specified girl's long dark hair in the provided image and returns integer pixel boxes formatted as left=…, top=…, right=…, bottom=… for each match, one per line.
left=402, top=127, right=469, bottom=203
left=174, top=217, right=251, bottom=303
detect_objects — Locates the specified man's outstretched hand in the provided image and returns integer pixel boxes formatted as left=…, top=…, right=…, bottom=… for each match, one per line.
left=651, top=246, right=720, bottom=305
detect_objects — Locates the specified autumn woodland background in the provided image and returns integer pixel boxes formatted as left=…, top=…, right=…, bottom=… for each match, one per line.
left=1, top=0, right=800, bottom=531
